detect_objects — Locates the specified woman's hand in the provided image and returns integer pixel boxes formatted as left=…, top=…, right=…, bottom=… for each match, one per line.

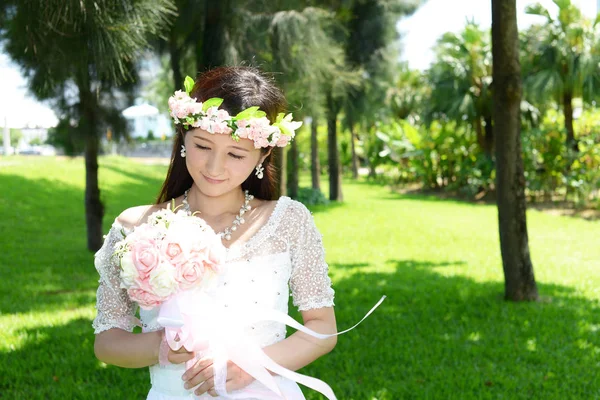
left=158, top=332, right=195, bottom=366
left=168, top=345, right=195, bottom=365
left=182, top=357, right=255, bottom=397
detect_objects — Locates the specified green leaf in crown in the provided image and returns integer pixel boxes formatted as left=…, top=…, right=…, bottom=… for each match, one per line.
left=235, top=106, right=267, bottom=120
left=202, top=97, right=224, bottom=112
left=184, top=76, right=195, bottom=95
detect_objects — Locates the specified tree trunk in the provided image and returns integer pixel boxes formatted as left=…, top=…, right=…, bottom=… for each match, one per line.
left=491, top=0, right=538, bottom=301
left=310, top=117, right=321, bottom=191
left=198, top=0, right=230, bottom=72
left=350, top=124, right=359, bottom=179
left=288, top=136, right=299, bottom=198
left=169, top=33, right=183, bottom=91
left=475, top=116, right=494, bottom=156
left=326, top=91, right=342, bottom=201
left=484, top=115, right=494, bottom=155
left=272, top=147, right=286, bottom=198
left=79, top=82, right=104, bottom=251
left=563, top=91, right=578, bottom=152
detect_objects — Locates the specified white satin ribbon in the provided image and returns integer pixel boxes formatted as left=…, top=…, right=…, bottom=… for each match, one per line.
left=157, top=291, right=386, bottom=400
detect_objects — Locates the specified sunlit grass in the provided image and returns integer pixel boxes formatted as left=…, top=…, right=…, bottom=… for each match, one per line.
left=1, top=155, right=599, bottom=399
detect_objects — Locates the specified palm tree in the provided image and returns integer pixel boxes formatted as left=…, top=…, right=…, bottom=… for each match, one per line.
left=266, top=7, right=352, bottom=198
left=491, top=0, right=538, bottom=301
left=524, top=0, right=600, bottom=152
left=1, top=0, right=175, bottom=250
left=344, top=0, right=420, bottom=179
left=426, top=22, right=494, bottom=155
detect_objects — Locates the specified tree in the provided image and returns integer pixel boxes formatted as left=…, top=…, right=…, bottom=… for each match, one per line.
left=426, top=22, right=494, bottom=155
left=523, top=0, right=600, bottom=153
left=265, top=6, right=350, bottom=198
left=343, top=0, right=420, bottom=179
left=9, top=128, right=22, bottom=148
left=491, top=0, right=538, bottom=301
left=310, top=117, right=321, bottom=190
left=1, top=0, right=175, bottom=251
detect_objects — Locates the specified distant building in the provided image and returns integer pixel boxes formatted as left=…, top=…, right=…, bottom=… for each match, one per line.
left=20, top=127, right=48, bottom=144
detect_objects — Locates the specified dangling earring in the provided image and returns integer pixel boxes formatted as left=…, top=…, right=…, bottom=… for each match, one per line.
left=180, top=144, right=186, bottom=158
left=255, top=163, right=264, bottom=179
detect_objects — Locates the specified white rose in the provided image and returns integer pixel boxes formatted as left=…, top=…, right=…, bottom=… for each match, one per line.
left=120, top=252, right=138, bottom=288
left=149, top=261, right=178, bottom=298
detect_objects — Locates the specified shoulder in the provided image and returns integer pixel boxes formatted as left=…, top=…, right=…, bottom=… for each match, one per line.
left=115, top=203, right=167, bottom=230
left=278, top=197, right=314, bottom=225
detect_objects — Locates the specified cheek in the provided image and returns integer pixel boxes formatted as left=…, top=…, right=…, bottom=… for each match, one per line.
left=229, top=158, right=256, bottom=178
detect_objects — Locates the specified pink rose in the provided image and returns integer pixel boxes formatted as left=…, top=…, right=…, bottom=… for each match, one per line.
left=176, top=258, right=206, bottom=289
left=127, top=287, right=163, bottom=310
left=160, top=240, right=187, bottom=265
left=131, top=238, right=160, bottom=281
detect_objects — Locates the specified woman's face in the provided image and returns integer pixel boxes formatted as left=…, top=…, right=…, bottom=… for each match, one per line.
left=184, top=129, right=265, bottom=198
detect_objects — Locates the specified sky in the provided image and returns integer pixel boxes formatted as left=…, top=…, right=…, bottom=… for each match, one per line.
left=1, top=0, right=599, bottom=129
left=397, top=0, right=599, bottom=70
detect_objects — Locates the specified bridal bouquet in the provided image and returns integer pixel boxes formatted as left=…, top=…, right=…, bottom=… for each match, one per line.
left=113, top=205, right=226, bottom=310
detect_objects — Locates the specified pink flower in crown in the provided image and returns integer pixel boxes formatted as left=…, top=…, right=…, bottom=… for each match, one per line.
left=276, top=133, right=292, bottom=147
left=235, top=120, right=251, bottom=139
left=269, top=128, right=282, bottom=147
left=244, top=117, right=270, bottom=141
left=186, top=101, right=204, bottom=116
left=213, top=121, right=233, bottom=135
left=127, top=287, right=164, bottom=310
left=168, top=90, right=188, bottom=108
left=205, top=107, right=230, bottom=121
left=254, top=136, right=270, bottom=148
left=197, top=117, right=213, bottom=132
left=173, top=90, right=188, bottom=101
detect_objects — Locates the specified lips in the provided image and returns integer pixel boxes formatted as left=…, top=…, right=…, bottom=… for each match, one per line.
left=202, top=174, right=226, bottom=184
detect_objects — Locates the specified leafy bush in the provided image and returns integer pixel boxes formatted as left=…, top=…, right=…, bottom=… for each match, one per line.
left=295, top=187, right=330, bottom=206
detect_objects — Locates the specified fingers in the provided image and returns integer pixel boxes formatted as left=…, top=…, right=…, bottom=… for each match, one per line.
left=168, top=348, right=194, bottom=365
left=183, top=357, right=213, bottom=390
left=193, top=376, right=215, bottom=397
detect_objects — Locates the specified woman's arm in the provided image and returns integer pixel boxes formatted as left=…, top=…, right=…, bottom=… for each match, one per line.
left=94, top=329, right=162, bottom=368
left=262, top=306, right=337, bottom=371
left=94, top=328, right=194, bottom=368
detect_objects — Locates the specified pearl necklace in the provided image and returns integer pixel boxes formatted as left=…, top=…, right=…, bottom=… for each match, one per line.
left=182, top=189, right=254, bottom=241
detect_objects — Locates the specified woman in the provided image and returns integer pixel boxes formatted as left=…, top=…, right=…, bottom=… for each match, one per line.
left=92, top=66, right=337, bottom=399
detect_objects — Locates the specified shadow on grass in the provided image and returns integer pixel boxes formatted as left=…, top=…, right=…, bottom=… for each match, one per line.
left=101, top=162, right=166, bottom=190
left=294, top=259, right=600, bottom=400
left=0, top=171, right=163, bottom=315
left=0, top=318, right=149, bottom=399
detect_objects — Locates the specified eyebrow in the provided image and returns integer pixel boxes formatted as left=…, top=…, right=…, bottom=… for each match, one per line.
left=193, top=135, right=250, bottom=152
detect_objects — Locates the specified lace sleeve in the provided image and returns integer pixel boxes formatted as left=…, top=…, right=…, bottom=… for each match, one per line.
left=92, top=223, right=139, bottom=334
left=287, top=201, right=335, bottom=311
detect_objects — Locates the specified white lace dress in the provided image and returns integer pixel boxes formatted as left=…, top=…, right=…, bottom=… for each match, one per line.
left=92, top=196, right=335, bottom=399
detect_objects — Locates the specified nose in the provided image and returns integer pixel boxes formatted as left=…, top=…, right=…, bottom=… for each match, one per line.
left=204, top=152, right=225, bottom=177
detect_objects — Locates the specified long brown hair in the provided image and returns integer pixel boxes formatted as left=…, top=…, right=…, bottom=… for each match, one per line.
left=156, top=67, right=286, bottom=204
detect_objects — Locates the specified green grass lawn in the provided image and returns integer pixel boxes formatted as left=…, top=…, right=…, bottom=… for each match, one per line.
left=1, top=155, right=599, bottom=399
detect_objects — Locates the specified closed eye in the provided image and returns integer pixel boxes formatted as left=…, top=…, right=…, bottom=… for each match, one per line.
left=195, top=144, right=244, bottom=160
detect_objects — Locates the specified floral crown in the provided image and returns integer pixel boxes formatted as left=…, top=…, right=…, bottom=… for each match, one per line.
left=168, top=76, right=302, bottom=148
